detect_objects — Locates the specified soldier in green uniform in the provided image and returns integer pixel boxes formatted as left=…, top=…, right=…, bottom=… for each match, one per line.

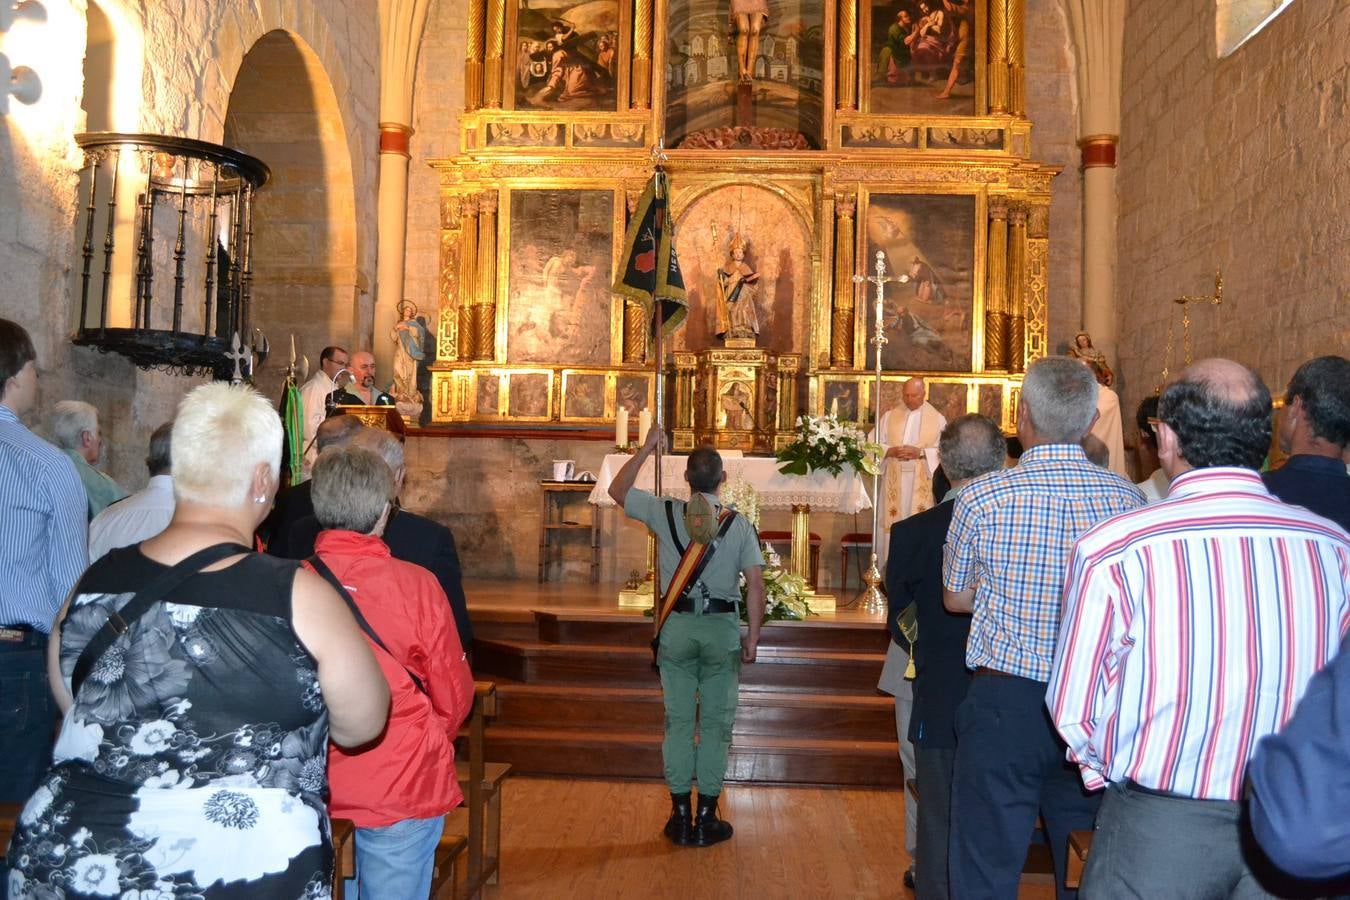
left=609, top=426, right=765, bottom=846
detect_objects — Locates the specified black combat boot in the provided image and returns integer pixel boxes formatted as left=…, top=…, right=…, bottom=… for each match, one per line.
left=692, top=793, right=734, bottom=846
left=663, top=792, right=694, bottom=845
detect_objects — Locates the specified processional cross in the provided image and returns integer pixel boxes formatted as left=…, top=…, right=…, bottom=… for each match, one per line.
left=225, top=331, right=250, bottom=385
left=849, top=250, right=910, bottom=614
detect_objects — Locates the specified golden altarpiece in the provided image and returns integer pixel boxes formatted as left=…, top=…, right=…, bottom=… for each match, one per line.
left=427, top=0, right=1055, bottom=443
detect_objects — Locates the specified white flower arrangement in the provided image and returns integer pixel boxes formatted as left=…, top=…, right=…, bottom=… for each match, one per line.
left=727, top=479, right=816, bottom=624
left=776, top=413, right=882, bottom=478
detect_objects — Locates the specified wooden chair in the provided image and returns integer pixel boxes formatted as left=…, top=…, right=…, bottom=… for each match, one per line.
left=758, top=530, right=821, bottom=585
left=839, top=532, right=874, bottom=589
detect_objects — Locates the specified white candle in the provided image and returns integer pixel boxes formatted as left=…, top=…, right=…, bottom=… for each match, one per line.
left=638, top=408, right=652, bottom=446
left=830, top=397, right=839, bottom=419
left=616, top=407, right=629, bottom=448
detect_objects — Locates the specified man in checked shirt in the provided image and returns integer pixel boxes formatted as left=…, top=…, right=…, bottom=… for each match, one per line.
left=943, top=356, right=1145, bottom=899
left=1048, top=359, right=1350, bottom=897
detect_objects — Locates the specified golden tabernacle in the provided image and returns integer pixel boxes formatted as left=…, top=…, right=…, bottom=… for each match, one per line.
left=427, top=0, right=1054, bottom=439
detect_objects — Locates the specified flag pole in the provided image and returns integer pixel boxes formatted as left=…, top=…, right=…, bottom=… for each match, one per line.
left=651, top=143, right=669, bottom=501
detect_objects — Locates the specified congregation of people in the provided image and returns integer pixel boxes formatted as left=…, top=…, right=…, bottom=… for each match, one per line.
left=885, top=355, right=1350, bottom=898
left=4, top=300, right=1350, bottom=900
left=0, top=319, right=473, bottom=898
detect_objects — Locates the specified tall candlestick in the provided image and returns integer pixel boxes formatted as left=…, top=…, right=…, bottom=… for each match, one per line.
left=615, top=407, right=629, bottom=448
left=638, top=408, right=652, bottom=446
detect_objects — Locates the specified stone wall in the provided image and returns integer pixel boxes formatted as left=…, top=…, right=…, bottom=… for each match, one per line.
left=0, top=0, right=380, bottom=489
left=1116, top=1, right=1348, bottom=424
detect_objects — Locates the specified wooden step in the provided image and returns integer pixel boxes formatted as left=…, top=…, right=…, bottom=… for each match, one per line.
left=483, top=726, right=902, bottom=787
left=474, top=640, right=885, bottom=692
left=493, top=683, right=896, bottom=739
left=532, top=610, right=890, bottom=653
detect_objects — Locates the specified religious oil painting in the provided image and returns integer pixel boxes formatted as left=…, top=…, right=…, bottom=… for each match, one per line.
left=506, top=189, right=615, bottom=366
left=562, top=372, right=606, bottom=419
left=927, top=380, right=970, bottom=425
left=822, top=380, right=861, bottom=422
left=864, top=193, right=977, bottom=372
left=865, top=0, right=978, bottom=116
left=616, top=374, right=652, bottom=419
left=508, top=372, right=551, bottom=418
left=476, top=373, right=501, bottom=416
left=510, top=0, right=621, bottom=111
left=663, top=0, right=825, bottom=148
left=978, top=382, right=1003, bottom=426
left=673, top=184, right=811, bottom=355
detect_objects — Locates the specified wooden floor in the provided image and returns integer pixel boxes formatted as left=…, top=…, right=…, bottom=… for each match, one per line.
left=480, top=776, right=1056, bottom=900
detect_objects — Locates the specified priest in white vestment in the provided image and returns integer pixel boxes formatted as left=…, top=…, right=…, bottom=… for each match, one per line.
left=299, top=345, right=350, bottom=478
left=1087, top=379, right=1129, bottom=480
left=873, top=377, right=947, bottom=561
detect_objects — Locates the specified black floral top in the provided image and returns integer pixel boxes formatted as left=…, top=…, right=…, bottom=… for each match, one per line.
left=7, top=547, right=333, bottom=899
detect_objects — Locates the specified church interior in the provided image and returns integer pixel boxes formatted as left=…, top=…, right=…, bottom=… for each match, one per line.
left=1, top=0, right=1345, bottom=897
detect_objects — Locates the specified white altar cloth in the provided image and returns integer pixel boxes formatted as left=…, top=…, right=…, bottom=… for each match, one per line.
left=587, top=454, right=872, bottom=514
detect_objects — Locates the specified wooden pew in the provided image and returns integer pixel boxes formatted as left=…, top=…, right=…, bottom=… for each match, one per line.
left=451, top=681, right=511, bottom=899
left=333, top=682, right=506, bottom=899
left=1066, top=829, right=1094, bottom=889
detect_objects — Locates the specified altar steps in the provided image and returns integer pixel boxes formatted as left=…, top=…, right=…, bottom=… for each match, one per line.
left=493, top=684, right=896, bottom=739
left=469, top=605, right=900, bottom=787
left=474, top=639, right=886, bottom=693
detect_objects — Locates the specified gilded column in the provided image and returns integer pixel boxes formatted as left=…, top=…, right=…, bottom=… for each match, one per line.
left=464, top=0, right=486, bottom=112
left=1025, top=203, right=1050, bottom=363
left=624, top=304, right=648, bottom=362
left=984, top=199, right=1010, bottom=370
left=1007, top=205, right=1028, bottom=372
left=436, top=195, right=463, bottom=363
left=483, top=0, right=508, bottom=109
left=831, top=194, right=857, bottom=367
left=1008, top=0, right=1026, bottom=116
left=632, top=0, right=654, bottom=109
left=837, top=0, right=858, bottom=110
left=988, top=0, right=1010, bottom=114
left=473, top=192, right=498, bottom=360
left=457, top=196, right=478, bottom=361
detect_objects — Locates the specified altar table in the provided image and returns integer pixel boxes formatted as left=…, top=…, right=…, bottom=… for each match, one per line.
left=588, top=454, right=872, bottom=591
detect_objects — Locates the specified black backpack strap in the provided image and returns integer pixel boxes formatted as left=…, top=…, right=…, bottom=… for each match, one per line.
left=307, top=554, right=427, bottom=695
left=664, top=500, right=687, bottom=556
left=70, top=542, right=251, bottom=698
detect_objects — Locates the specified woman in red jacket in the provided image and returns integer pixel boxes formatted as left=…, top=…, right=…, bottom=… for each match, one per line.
left=310, top=445, right=475, bottom=899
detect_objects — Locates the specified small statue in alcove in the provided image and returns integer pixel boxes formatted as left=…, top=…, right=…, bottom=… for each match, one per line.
left=714, top=233, right=761, bottom=344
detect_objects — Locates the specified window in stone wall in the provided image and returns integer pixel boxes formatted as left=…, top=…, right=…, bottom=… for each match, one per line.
left=1217, top=0, right=1296, bottom=58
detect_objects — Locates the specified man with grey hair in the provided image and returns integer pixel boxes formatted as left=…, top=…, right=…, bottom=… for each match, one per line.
left=50, top=399, right=126, bottom=518
left=287, top=426, right=473, bottom=647
left=943, top=356, right=1144, bottom=899
left=885, top=414, right=1006, bottom=898
left=88, top=421, right=175, bottom=560
left=874, top=376, right=946, bottom=884
left=267, top=413, right=366, bottom=557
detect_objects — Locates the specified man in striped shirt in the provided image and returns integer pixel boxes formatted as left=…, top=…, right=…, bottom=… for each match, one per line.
left=943, top=356, right=1144, bottom=899
left=1047, top=358, right=1350, bottom=896
left=0, top=320, right=87, bottom=812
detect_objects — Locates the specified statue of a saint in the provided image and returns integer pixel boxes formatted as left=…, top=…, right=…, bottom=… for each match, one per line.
left=1068, top=331, right=1114, bottom=387
left=391, top=301, right=430, bottom=416
left=714, top=234, right=761, bottom=344
left=730, top=0, right=768, bottom=82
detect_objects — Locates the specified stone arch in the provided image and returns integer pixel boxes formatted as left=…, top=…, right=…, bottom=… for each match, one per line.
left=223, top=29, right=359, bottom=398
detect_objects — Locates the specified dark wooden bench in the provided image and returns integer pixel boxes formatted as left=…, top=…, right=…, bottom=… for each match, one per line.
left=1066, top=829, right=1094, bottom=889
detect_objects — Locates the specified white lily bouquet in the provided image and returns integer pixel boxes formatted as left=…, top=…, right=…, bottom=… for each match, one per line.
left=775, top=413, right=882, bottom=478
left=725, top=475, right=816, bottom=625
